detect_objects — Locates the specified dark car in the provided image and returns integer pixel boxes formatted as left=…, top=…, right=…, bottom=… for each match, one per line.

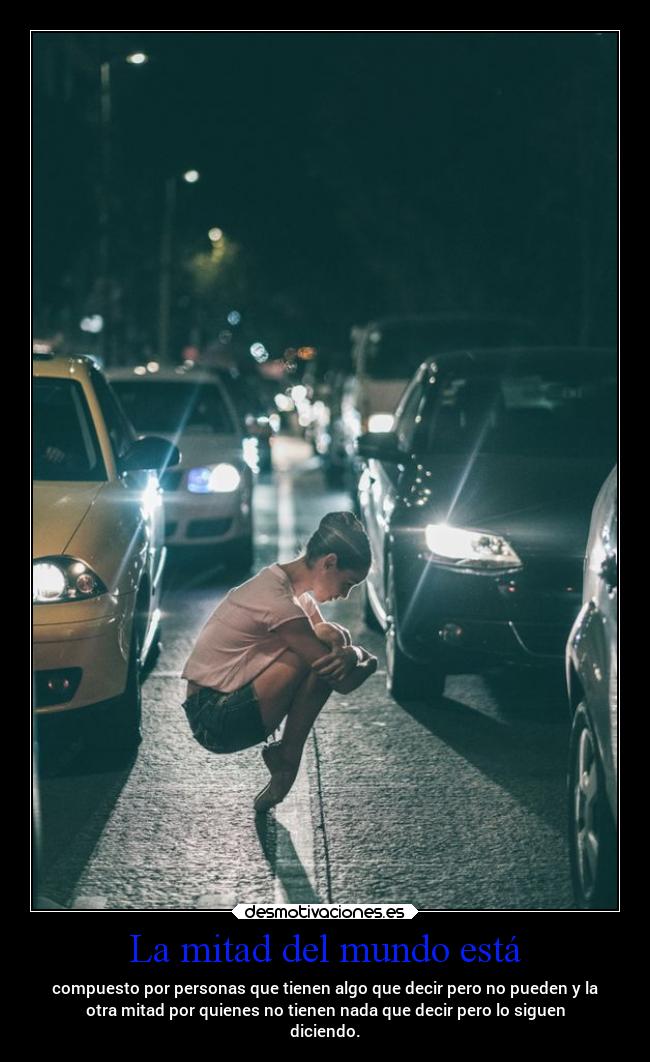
left=565, top=466, right=617, bottom=908
left=357, top=347, right=616, bottom=700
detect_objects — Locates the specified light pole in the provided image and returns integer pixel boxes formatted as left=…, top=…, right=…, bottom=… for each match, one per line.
left=97, top=51, right=148, bottom=365
left=158, top=170, right=200, bottom=365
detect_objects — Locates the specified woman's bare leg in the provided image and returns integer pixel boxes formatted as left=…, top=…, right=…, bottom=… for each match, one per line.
left=252, top=650, right=333, bottom=811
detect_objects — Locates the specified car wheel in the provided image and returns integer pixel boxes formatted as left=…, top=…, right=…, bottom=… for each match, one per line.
left=568, top=702, right=617, bottom=909
left=385, top=557, right=446, bottom=702
left=142, top=622, right=162, bottom=678
left=87, top=631, right=142, bottom=754
left=363, top=582, right=382, bottom=632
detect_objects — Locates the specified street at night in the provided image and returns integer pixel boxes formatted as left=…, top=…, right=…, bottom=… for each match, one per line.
left=33, top=31, right=617, bottom=920
left=37, top=438, right=573, bottom=911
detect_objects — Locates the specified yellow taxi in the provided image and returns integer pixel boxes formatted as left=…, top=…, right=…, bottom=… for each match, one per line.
left=33, top=354, right=179, bottom=749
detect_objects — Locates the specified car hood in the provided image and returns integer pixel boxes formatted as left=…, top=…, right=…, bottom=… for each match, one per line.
left=33, top=482, right=103, bottom=558
left=151, top=432, right=243, bottom=468
left=398, top=453, right=614, bottom=558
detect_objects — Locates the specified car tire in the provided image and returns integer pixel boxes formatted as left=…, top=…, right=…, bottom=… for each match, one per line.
left=385, top=557, right=446, bottom=702
left=363, top=582, right=382, bottom=632
left=568, top=701, right=617, bottom=909
left=87, top=631, right=142, bottom=755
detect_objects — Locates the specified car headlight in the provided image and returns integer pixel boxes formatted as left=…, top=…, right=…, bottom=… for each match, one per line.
left=33, top=557, right=108, bottom=603
left=425, top=524, right=522, bottom=570
left=187, top=463, right=241, bottom=493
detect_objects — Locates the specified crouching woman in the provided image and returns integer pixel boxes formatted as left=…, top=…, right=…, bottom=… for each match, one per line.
left=181, top=511, right=377, bottom=813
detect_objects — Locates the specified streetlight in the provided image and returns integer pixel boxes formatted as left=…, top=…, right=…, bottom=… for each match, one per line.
left=158, top=170, right=200, bottom=365
left=98, top=51, right=149, bottom=365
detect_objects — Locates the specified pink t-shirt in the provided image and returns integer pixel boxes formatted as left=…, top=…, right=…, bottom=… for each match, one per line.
left=181, top=564, right=320, bottom=692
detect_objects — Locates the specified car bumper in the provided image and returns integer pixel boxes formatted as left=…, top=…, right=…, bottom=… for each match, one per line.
left=33, top=592, right=134, bottom=714
left=393, top=547, right=582, bottom=669
left=162, top=491, right=252, bottom=546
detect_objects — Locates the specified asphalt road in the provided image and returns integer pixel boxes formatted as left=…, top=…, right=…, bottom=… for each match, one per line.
left=36, top=437, right=574, bottom=910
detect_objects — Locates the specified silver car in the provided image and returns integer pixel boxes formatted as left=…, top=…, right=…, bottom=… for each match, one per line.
left=109, top=367, right=254, bottom=570
left=565, top=465, right=618, bottom=909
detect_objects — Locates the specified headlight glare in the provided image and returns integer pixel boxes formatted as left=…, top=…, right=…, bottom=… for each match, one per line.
left=188, top=463, right=241, bottom=493
left=33, top=558, right=107, bottom=603
left=425, top=524, right=522, bottom=570
left=33, top=563, right=66, bottom=602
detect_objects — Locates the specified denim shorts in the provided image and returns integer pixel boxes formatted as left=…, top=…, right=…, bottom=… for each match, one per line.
left=182, top=682, right=266, bottom=754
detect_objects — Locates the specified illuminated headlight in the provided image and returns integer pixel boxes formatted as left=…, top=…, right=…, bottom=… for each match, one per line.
left=33, top=558, right=108, bottom=603
left=187, top=463, right=241, bottom=493
left=425, top=524, right=522, bottom=570
left=368, top=413, right=394, bottom=433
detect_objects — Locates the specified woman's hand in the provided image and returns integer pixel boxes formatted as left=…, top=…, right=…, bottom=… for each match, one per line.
left=312, top=645, right=359, bottom=685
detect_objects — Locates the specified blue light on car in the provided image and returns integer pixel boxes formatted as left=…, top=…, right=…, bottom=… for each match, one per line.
left=187, top=464, right=241, bottom=493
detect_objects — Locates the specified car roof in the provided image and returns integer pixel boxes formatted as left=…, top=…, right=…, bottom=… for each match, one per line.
left=107, top=367, right=222, bottom=386
left=32, top=354, right=98, bottom=380
left=421, top=345, right=616, bottom=370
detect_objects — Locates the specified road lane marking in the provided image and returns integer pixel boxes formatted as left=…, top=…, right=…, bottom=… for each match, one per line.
left=273, top=468, right=321, bottom=902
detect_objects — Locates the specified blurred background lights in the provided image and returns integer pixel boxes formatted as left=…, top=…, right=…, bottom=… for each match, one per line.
left=134, top=365, right=147, bottom=376
left=126, top=52, right=149, bottom=65
left=250, top=342, right=269, bottom=363
left=297, top=346, right=317, bottom=361
left=208, top=227, right=223, bottom=243
left=274, top=393, right=295, bottom=412
left=368, top=413, right=395, bottom=433
left=227, top=311, right=241, bottom=326
left=80, top=315, right=104, bottom=334
left=183, top=170, right=200, bottom=183
left=146, top=361, right=160, bottom=373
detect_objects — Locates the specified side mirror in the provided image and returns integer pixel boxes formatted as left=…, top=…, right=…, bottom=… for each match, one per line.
left=356, top=431, right=401, bottom=463
left=120, top=436, right=181, bottom=474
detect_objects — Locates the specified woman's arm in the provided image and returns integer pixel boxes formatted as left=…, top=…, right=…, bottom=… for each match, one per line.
left=278, top=618, right=376, bottom=693
left=304, top=598, right=352, bottom=647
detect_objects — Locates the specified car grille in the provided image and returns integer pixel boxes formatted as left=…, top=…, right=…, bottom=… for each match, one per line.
left=160, top=469, right=184, bottom=492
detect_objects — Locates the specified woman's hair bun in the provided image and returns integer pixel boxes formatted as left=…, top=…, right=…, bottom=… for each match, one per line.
left=305, top=511, right=371, bottom=570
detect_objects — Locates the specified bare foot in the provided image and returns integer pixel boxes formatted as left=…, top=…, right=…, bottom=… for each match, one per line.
left=254, top=770, right=297, bottom=813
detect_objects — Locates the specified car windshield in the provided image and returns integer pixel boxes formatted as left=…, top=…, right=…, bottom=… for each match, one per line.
left=33, top=378, right=107, bottom=482
left=418, top=352, right=617, bottom=459
left=111, top=381, right=238, bottom=435
left=364, top=318, right=540, bottom=380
